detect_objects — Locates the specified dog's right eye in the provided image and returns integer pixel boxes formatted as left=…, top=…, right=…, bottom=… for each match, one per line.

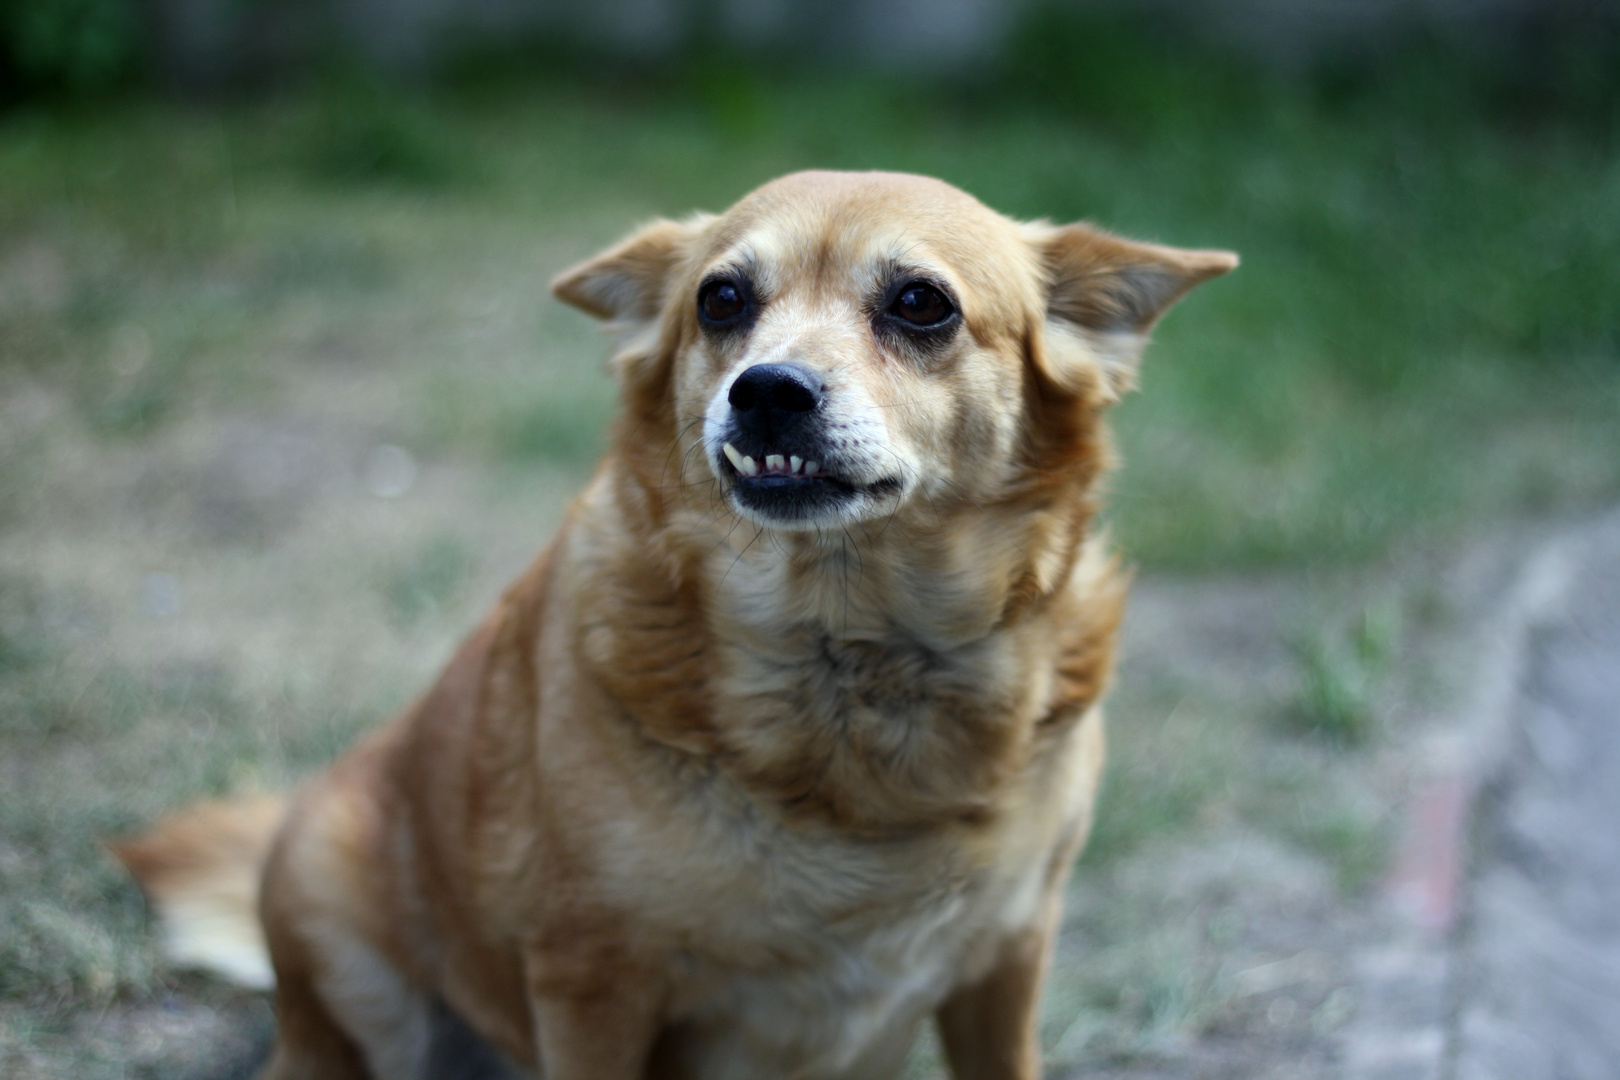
left=698, top=280, right=748, bottom=325
left=891, top=283, right=954, bottom=327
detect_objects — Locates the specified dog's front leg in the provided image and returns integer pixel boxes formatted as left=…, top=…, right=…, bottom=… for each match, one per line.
left=531, top=993, right=664, bottom=1078
left=525, top=948, right=667, bottom=1080
left=935, top=917, right=1056, bottom=1080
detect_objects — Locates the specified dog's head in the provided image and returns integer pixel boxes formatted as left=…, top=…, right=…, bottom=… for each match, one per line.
left=553, top=171, right=1234, bottom=539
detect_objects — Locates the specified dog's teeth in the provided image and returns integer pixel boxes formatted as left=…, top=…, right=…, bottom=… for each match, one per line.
left=766, top=454, right=786, bottom=473
left=724, top=443, right=759, bottom=476
left=790, top=455, right=803, bottom=474
left=803, top=460, right=819, bottom=476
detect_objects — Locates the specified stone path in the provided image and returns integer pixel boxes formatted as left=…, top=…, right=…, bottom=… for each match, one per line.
left=1344, top=509, right=1620, bottom=1080
left=1452, top=511, right=1620, bottom=1080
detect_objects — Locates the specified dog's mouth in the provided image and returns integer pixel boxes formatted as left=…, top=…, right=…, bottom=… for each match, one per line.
left=718, top=441, right=901, bottom=525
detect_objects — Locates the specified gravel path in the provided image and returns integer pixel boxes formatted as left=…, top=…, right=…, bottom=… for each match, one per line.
left=1452, top=512, right=1620, bottom=1080
left=1343, top=509, right=1620, bottom=1080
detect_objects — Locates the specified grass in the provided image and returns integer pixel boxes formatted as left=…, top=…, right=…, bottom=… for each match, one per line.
left=1287, top=600, right=1401, bottom=746
left=1, top=22, right=1618, bottom=1073
left=3, top=63, right=1616, bottom=566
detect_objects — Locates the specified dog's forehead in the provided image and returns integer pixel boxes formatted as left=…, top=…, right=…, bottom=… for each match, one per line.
left=702, top=171, right=1040, bottom=303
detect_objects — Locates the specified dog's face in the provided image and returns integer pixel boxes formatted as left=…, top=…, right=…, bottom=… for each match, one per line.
left=554, top=171, right=1235, bottom=535
left=680, top=174, right=1045, bottom=531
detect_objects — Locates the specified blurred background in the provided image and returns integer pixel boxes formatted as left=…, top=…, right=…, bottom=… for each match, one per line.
left=2, top=1, right=1618, bottom=1077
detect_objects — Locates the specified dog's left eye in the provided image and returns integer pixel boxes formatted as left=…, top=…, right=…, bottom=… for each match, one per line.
left=890, top=283, right=954, bottom=327
left=699, top=280, right=749, bottom=325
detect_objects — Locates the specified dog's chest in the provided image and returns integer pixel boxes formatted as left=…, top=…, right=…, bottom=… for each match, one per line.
left=604, top=557, right=1067, bottom=1075
left=644, top=814, right=1048, bottom=1080
left=612, top=730, right=1070, bottom=1077
left=711, top=618, right=1044, bottom=827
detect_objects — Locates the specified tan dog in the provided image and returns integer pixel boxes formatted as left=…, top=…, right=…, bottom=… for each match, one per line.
left=117, top=171, right=1235, bottom=1079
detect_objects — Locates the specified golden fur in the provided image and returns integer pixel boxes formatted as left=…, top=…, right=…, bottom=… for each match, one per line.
left=118, top=171, right=1234, bottom=1079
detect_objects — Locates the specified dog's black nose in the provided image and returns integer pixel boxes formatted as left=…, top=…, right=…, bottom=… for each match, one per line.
left=728, top=363, right=823, bottom=415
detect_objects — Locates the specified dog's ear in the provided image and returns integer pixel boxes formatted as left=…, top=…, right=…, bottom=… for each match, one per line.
left=1032, top=223, right=1237, bottom=401
left=551, top=215, right=712, bottom=325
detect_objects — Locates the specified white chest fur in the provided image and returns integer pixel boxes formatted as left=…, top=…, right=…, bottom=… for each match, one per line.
left=586, top=713, right=1088, bottom=1080
left=573, top=514, right=1096, bottom=1077
left=632, top=804, right=1056, bottom=1080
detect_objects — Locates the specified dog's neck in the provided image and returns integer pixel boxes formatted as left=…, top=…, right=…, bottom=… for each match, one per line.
left=698, top=508, right=1063, bottom=653
left=566, top=458, right=1119, bottom=831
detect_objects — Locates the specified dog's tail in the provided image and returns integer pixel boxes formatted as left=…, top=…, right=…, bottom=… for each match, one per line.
left=113, top=795, right=287, bottom=990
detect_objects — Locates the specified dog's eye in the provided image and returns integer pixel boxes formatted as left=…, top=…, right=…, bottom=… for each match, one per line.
left=891, top=283, right=954, bottom=327
left=699, top=280, right=748, bottom=324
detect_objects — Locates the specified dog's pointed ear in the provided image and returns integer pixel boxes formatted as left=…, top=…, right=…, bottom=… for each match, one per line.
left=551, top=215, right=713, bottom=324
left=1033, top=222, right=1237, bottom=400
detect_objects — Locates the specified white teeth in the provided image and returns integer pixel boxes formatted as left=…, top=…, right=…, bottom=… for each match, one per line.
left=725, top=443, right=822, bottom=479
left=722, top=443, right=758, bottom=476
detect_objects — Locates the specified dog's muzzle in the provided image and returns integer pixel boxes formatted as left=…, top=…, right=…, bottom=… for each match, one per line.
left=717, top=362, right=862, bottom=523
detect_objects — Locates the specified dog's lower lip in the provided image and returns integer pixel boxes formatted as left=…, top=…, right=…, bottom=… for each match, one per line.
left=740, top=473, right=846, bottom=491
left=725, top=465, right=904, bottom=502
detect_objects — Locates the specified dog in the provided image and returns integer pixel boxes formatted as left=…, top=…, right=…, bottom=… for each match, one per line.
left=116, top=170, right=1235, bottom=1079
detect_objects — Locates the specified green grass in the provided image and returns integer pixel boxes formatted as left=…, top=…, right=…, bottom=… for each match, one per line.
left=3, top=57, right=1617, bottom=567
